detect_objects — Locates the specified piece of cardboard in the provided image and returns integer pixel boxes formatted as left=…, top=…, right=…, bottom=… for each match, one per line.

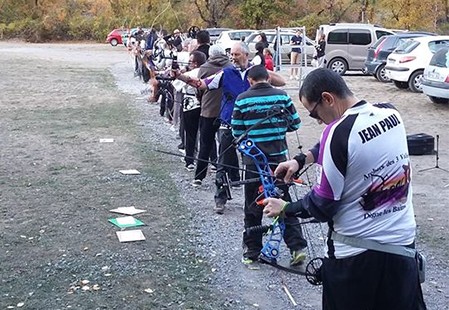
left=108, top=216, right=144, bottom=228
left=109, top=206, right=146, bottom=216
left=119, top=169, right=140, bottom=175
left=116, top=230, right=146, bottom=242
left=99, top=138, right=114, bottom=143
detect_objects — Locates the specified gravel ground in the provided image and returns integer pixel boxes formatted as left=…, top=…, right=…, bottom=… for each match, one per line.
left=1, top=42, right=447, bottom=309
left=112, top=54, right=449, bottom=309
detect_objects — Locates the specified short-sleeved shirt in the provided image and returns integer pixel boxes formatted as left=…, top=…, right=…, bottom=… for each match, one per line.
left=291, top=35, right=302, bottom=53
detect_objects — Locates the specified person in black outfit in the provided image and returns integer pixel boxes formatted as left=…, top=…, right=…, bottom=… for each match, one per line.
left=195, top=30, right=210, bottom=59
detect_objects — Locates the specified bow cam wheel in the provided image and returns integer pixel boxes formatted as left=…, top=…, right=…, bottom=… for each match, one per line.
left=305, top=257, right=323, bottom=286
left=188, top=26, right=201, bottom=39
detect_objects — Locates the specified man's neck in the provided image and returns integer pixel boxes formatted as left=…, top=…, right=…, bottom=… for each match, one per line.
left=251, top=80, right=269, bottom=87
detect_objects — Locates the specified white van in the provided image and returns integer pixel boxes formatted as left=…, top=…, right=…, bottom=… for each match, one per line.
left=317, top=23, right=394, bottom=75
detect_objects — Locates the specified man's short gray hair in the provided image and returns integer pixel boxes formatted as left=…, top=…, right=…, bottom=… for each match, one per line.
left=235, top=41, right=250, bottom=55
left=209, top=44, right=225, bottom=56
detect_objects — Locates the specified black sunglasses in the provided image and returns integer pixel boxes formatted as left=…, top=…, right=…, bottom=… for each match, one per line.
left=309, top=97, right=322, bottom=120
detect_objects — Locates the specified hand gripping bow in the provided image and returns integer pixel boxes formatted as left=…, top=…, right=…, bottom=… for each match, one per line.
left=235, top=133, right=323, bottom=286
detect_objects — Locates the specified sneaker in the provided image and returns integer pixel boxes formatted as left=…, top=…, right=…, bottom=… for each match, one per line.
left=241, top=257, right=256, bottom=265
left=290, top=250, right=307, bottom=266
left=185, top=164, right=195, bottom=172
left=210, top=165, right=217, bottom=173
left=231, top=182, right=242, bottom=188
left=295, top=75, right=300, bottom=80
left=192, top=179, right=202, bottom=187
left=214, top=203, right=225, bottom=214
left=289, top=75, right=294, bottom=80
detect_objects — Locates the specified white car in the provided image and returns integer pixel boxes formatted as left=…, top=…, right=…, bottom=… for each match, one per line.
left=385, top=35, right=449, bottom=92
left=244, top=30, right=316, bottom=64
left=422, top=47, right=449, bottom=104
left=215, top=29, right=257, bottom=54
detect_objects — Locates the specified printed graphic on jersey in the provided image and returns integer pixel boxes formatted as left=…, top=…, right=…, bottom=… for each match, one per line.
left=360, top=162, right=411, bottom=211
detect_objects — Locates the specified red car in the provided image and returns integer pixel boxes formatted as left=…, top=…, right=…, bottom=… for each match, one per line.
left=106, top=28, right=127, bottom=46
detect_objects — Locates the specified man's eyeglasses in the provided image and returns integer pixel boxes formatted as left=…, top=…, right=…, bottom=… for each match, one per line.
left=309, top=97, right=322, bottom=120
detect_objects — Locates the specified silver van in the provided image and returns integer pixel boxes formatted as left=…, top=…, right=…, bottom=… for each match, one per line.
left=317, top=23, right=394, bottom=74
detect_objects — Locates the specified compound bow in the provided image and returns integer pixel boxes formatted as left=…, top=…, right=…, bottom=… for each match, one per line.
left=231, top=108, right=324, bottom=286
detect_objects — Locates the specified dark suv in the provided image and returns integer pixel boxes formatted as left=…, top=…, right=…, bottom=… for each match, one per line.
left=365, top=32, right=436, bottom=82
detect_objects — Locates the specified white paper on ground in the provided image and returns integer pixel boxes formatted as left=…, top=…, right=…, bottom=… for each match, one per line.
left=109, top=206, right=146, bottom=215
left=116, top=230, right=145, bottom=242
left=99, top=138, right=114, bottom=143
left=119, top=169, right=140, bottom=175
left=116, top=216, right=137, bottom=225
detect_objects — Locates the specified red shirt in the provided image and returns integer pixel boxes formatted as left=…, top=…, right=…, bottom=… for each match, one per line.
left=264, top=55, right=274, bottom=71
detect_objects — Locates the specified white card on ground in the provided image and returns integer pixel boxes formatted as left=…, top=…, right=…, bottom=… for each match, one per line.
left=109, top=206, right=146, bottom=215
left=119, top=169, right=140, bottom=175
left=99, top=138, right=114, bottom=143
left=116, top=216, right=137, bottom=225
left=116, top=230, right=145, bottom=242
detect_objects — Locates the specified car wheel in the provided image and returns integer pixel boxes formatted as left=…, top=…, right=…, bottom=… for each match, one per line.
left=408, top=70, right=424, bottom=93
left=375, top=64, right=390, bottom=83
left=393, top=80, right=409, bottom=89
left=328, top=58, right=348, bottom=75
left=110, top=38, right=118, bottom=46
left=428, top=96, right=449, bottom=104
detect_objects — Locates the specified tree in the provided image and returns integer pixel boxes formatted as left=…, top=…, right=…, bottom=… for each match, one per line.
left=239, top=0, right=293, bottom=29
left=193, top=0, right=235, bottom=27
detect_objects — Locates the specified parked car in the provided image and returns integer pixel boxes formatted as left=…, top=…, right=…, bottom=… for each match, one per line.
left=245, top=30, right=315, bottom=64
left=365, top=32, right=436, bottom=82
left=216, top=29, right=257, bottom=54
left=317, top=23, right=394, bottom=75
left=106, top=28, right=127, bottom=46
left=204, top=28, right=233, bottom=44
left=422, top=47, right=449, bottom=103
left=385, top=36, right=449, bottom=92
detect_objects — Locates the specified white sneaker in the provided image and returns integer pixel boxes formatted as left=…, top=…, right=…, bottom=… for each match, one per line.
left=289, top=75, right=294, bottom=80
left=185, top=164, right=195, bottom=172
left=192, top=179, right=202, bottom=187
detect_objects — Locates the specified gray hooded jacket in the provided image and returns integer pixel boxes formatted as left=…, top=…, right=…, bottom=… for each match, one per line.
left=198, top=54, right=231, bottom=118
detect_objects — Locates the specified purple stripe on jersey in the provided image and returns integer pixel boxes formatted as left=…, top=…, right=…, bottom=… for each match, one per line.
left=315, top=121, right=339, bottom=200
left=204, top=70, right=223, bottom=90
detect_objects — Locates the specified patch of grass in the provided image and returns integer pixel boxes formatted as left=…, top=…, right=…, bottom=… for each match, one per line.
left=0, top=56, right=224, bottom=309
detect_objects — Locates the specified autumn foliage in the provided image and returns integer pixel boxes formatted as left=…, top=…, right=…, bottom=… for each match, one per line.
left=0, top=0, right=447, bottom=42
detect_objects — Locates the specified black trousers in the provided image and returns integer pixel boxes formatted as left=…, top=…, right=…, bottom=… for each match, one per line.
left=322, top=250, right=426, bottom=310
left=194, top=116, right=219, bottom=181
left=214, top=128, right=240, bottom=205
left=158, top=84, right=174, bottom=121
left=183, top=108, right=201, bottom=166
left=242, top=163, right=307, bottom=259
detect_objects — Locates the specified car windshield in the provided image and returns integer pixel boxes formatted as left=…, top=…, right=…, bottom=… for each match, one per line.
left=429, top=48, right=449, bottom=68
left=394, top=39, right=419, bottom=53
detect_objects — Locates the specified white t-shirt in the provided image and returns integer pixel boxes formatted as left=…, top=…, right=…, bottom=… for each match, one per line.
left=314, top=101, right=416, bottom=258
left=181, top=68, right=200, bottom=111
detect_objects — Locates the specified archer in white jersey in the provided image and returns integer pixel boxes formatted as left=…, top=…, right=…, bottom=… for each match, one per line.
left=263, top=69, right=426, bottom=310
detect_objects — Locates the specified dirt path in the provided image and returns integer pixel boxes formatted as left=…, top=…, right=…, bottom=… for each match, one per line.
left=0, top=42, right=448, bottom=310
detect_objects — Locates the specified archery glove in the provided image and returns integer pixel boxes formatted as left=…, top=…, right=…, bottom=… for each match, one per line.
left=293, top=153, right=307, bottom=177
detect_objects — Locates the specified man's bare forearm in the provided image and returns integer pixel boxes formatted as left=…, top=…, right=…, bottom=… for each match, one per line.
left=177, top=74, right=207, bottom=90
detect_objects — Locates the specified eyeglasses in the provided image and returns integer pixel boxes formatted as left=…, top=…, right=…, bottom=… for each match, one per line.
left=309, top=97, right=322, bottom=120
